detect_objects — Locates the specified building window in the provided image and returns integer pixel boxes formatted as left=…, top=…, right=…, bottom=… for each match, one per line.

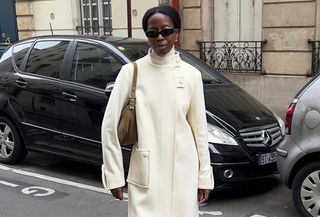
left=79, top=0, right=112, bottom=35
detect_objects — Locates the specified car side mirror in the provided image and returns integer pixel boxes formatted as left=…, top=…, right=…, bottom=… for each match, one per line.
left=105, top=82, right=114, bottom=96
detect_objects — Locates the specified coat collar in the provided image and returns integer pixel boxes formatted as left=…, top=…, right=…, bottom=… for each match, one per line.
left=146, top=47, right=181, bottom=67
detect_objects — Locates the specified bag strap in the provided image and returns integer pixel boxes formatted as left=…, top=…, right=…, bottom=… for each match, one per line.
left=129, top=62, right=138, bottom=109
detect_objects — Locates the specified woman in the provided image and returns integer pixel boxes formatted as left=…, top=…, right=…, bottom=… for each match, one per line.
left=101, top=5, right=214, bottom=217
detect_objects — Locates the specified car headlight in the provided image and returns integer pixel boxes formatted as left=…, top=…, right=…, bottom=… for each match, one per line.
left=207, top=123, right=238, bottom=146
left=273, top=112, right=285, bottom=136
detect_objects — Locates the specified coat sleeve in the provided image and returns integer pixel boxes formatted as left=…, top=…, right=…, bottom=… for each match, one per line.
left=187, top=70, right=214, bottom=190
left=101, top=63, right=132, bottom=190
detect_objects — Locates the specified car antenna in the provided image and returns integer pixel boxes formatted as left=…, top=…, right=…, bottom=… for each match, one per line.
left=49, top=23, right=54, bottom=35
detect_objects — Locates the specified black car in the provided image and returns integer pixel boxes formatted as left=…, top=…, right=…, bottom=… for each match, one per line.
left=0, top=43, right=9, bottom=58
left=0, top=35, right=284, bottom=190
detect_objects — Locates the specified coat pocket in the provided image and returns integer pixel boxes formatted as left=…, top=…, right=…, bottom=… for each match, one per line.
left=127, top=147, right=150, bottom=188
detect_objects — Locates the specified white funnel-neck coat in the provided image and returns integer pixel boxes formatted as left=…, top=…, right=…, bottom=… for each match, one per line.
left=101, top=48, right=214, bottom=217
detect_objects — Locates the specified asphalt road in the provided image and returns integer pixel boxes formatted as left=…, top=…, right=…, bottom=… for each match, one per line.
left=0, top=152, right=300, bottom=217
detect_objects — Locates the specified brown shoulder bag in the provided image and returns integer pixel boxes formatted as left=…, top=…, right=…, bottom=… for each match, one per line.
left=117, top=62, right=138, bottom=146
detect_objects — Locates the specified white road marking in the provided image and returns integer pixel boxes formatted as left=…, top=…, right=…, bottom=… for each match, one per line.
left=199, top=211, right=223, bottom=216
left=0, top=164, right=128, bottom=198
left=0, top=180, right=19, bottom=187
left=21, top=186, right=55, bottom=197
left=250, top=215, right=267, bottom=217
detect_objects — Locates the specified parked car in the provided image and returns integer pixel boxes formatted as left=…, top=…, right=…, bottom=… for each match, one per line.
left=277, top=75, right=320, bottom=217
left=0, top=43, right=9, bottom=58
left=0, top=35, right=284, bottom=190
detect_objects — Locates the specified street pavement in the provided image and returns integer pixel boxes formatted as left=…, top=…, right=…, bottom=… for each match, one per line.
left=0, top=152, right=300, bottom=217
left=0, top=170, right=126, bottom=217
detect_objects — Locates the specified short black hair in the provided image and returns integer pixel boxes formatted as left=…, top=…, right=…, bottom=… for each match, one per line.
left=142, top=5, right=181, bottom=32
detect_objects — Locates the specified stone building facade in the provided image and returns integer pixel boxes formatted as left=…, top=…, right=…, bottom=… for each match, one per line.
left=180, top=0, right=318, bottom=117
left=14, top=0, right=320, bottom=117
left=16, top=0, right=80, bottom=38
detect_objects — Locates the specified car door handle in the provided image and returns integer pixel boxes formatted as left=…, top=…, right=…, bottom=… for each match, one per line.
left=104, top=82, right=114, bottom=96
left=15, top=79, right=27, bottom=88
left=62, top=92, right=78, bottom=102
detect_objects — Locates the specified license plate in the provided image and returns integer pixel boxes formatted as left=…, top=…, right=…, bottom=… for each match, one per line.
left=257, top=152, right=277, bottom=165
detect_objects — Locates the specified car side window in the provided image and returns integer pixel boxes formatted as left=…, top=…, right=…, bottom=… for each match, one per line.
left=71, top=42, right=123, bottom=89
left=13, top=42, right=33, bottom=70
left=0, top=46, right=13, bottom=72
left=25, top=41, right=69, bottom=78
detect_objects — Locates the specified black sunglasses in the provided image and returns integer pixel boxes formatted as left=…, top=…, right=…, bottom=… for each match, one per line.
left=145, top=28, right=176, bottom=38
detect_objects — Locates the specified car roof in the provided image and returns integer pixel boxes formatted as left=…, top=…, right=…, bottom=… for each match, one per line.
left=16, top=34, right=148, bottom=46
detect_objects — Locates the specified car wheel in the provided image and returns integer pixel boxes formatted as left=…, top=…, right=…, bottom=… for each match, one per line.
left=0, top=117, right=27, bottom=164
left=292, top=161, right=320, bottom=217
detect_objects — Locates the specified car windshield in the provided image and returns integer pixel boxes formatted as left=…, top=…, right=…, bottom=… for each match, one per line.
left=115, top=43, right=227, bottom=84
left=115, top=43, right=149, bottom=62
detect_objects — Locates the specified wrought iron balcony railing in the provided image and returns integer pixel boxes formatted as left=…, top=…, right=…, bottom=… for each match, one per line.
left=308, top=40, right=320, bottom=76
left=76, top=26, right=112, bottom=36
left=198, top=40, right=267, bottom=73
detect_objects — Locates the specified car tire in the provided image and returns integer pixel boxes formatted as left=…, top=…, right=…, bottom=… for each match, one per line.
left=0, top=117, right=27, bottom=164
left=292, top=161, right=320, bottom=217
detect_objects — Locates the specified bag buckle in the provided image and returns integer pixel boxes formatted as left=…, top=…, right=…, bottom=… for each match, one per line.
left=129, top=97, right=136, bottom=109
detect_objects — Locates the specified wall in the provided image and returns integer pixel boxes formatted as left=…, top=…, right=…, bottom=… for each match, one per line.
left=224, top=74, right=311, bottom=117
left=262, top=0, right=316, bottom=76
left=112, top=0, right=159, bottom=39
left=180, top=0, right=316, bottom=117
left=17, top=0, right=157, bottom=39
left=16, top=0, right=80, bottom=40
left=32, top=0, right=80, bottom=35
left=16, top=0, right=34, bottom=39
left=180, top=0, right=202, bottom=57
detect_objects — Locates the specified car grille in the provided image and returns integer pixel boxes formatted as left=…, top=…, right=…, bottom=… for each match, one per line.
left=239, top=123, right=282, bottom=148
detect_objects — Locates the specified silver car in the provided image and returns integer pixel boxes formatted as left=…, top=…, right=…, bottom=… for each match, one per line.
left=277, top=75, right=320, bottom=217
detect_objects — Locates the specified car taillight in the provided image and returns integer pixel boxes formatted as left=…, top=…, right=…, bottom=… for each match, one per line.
left=285, top=101, right=297, bottom=135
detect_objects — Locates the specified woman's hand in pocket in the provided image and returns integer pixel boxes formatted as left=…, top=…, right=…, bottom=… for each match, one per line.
left=110, top=187, right=124, bottom=200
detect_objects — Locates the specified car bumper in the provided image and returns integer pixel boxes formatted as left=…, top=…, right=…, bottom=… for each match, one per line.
left=276, top=136, right=305, bottom=188
left=212, top=161, right=278, bottom=190
left=209, top=143, right=278, bottom=190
